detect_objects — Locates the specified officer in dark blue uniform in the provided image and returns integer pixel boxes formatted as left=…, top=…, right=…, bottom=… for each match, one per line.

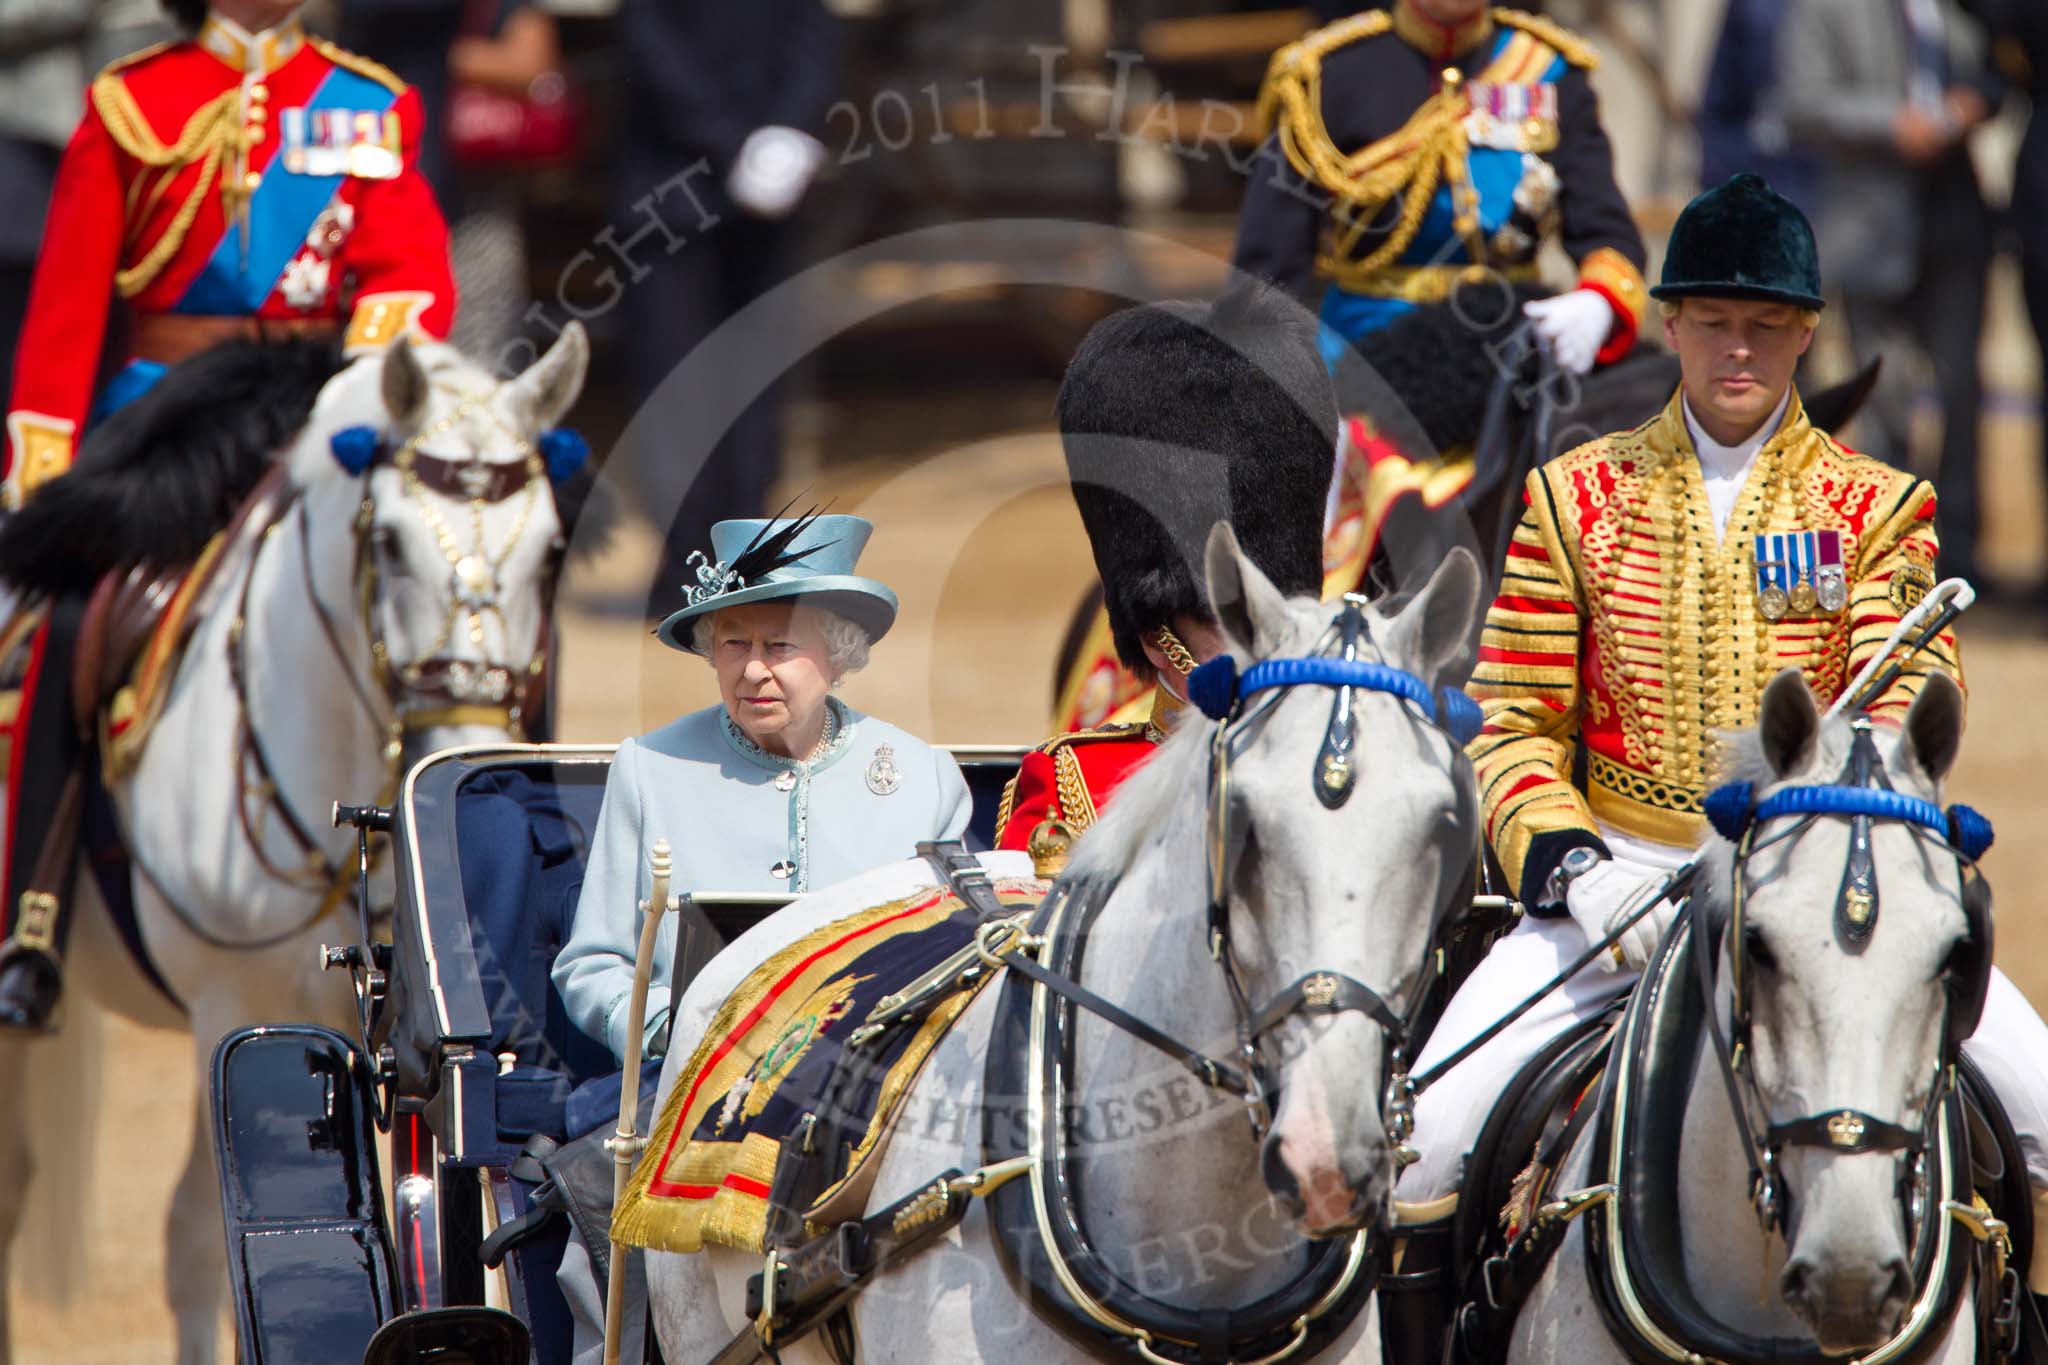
left=1233, top=0, right=1648, bottom=377
left=611, top=0, right=842, bottom=620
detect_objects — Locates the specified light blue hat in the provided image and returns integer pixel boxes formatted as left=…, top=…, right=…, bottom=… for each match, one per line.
left=654, top=512, right=900, bottom=654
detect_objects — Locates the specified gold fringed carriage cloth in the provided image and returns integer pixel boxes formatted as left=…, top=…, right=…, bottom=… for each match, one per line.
left=612, top=877, right=1045, bottom=1255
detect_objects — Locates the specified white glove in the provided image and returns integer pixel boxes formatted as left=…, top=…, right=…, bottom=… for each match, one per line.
left=726, top=126, right=826, bottom=220
left=1565, top=855, right=1672, bottom=974
left=1522, top=288, right=1616, bottom=376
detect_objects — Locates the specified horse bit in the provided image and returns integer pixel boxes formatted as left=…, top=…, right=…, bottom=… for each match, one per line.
left=1698, top=715, right=1996, bottom=1236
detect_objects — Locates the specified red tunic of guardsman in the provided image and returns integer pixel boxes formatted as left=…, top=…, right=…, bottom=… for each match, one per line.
left=3, top=8, right=454, bottom=503
left=994, top=691, right=1181, bottom=871
left=1001, top=284, right=1337, bottom=876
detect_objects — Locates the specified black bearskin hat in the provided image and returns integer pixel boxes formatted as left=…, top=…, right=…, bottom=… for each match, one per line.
left=1056, top=282, right=1335, bottom=673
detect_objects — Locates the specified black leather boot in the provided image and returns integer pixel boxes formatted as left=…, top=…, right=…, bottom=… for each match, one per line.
left=0, top=947, right=60, bottom=1032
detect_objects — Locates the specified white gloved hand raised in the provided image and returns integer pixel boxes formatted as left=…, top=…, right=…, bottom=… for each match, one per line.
left=1565, top=855, right=1673, bottom=974
left=726, top=126, right=827, bottom=220
left=1521, top=288, right=1616, bottom=376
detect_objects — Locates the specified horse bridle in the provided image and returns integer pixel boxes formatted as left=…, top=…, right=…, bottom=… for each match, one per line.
left=1694, top=715, right=1996, bottom=1236
left=350, top=383, right=564, bottom=739
left=1183, top=594, right=1486, bottom=1151
left=227, top=382, right=573, bottom=908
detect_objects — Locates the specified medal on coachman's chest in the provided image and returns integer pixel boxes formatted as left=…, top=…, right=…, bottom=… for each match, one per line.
left=1754, top=530, right=1845, bottom=621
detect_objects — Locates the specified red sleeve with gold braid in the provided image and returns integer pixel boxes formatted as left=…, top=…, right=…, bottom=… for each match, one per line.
left=1467, top=468, right=1601, bottom=901
left=994, top=750, right=1056, bottom=851
left=1845, top=478, right=1963, bottom=720
left=5, top=101, right=124, bottom=489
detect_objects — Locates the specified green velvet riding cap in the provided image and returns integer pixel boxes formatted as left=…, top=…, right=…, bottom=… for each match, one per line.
left=655, top=513, right=899, bottom=654
left=1650, top=173, right=1825, bottom=312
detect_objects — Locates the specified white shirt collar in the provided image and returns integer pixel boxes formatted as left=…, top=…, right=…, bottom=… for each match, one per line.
left=1683, top=385, right=1792, bottom=476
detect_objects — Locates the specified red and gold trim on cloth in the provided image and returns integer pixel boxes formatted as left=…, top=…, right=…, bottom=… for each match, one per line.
left=1469, top=387, right=1960, bottom=886
left=612, top=879, right=1045, bottom=1255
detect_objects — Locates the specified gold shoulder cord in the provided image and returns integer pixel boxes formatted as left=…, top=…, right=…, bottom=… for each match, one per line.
left=92, top=71, right=240, bottom=298
left=1493, top=10, right=1599, bottom=71
left=306, top=36, right=406, bottom=95
left=1257, top=7, right=1593, bottom=291
left=1258, top=11, right=1476, bottom=283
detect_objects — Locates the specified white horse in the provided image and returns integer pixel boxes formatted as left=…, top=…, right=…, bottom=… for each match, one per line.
left=0, top=322, right=588, bottom=1365
left=647, top=527, right=1484, bottom=1362
left=1508, top=669, right=1985, bottom=1363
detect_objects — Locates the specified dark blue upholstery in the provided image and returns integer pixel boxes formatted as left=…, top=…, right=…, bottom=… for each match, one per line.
left=453, top=767, right=615, bottom=1139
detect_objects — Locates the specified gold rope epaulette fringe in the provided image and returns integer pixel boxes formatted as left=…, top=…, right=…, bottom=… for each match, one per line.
left=307, top=36, right=406, bottom=95
left=1254, top=7, right=1594, bottom=290
left=95, top=39, right=173, bottom=81
left=91, top=72, right=241, bottom=298
left=1253, top=10, right=1392, bottom=140
left=1495, top=10, right=1599, bottom=72
left=1033, top=721, right=1147, bottom=753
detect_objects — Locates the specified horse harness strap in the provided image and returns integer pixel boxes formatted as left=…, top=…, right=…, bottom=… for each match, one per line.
left=1698, top=715, right=1996, bottom=1236
left=993, top=936, right=1251, bottom=1097
left=714, top=1158, right=1036, bottom=1365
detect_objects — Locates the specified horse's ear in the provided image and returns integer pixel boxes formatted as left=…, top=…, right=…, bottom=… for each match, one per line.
left=1758, top=668, right=1821, bottom=776
left=1902, top=670, right=1964, bottom=785
left=512, top=321, right=589, bottom=432
left=1384, top=545, right=1482, bottom=691
left=1204, top=521, right=1291, bottom=658
left=381, top=337, right=429, bottom=428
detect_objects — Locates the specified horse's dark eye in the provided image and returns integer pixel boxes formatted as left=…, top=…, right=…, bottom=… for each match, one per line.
left=1743, top=925, right=1777, bottom=973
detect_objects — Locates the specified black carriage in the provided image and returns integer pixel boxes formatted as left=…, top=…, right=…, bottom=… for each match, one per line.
left=211, top=740, right=1026, bottom=1365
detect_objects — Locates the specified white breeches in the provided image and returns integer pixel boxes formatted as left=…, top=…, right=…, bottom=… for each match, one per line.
left=1397, top=913, right=2048, bottom=1203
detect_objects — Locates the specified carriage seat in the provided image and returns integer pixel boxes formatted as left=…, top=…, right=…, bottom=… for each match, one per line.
left=452, top=765, right=615, bottom=1143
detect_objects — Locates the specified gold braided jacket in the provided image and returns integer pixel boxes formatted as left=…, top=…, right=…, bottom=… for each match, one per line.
left=1470, top=388, right=1960, bottom=891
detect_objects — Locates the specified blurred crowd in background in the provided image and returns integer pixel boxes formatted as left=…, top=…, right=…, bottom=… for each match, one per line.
left=1, top=0, right=2044, bottom=611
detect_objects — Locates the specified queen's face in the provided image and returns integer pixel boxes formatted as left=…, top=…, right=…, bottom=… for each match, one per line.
left=709, top=601, right=840, bottom=759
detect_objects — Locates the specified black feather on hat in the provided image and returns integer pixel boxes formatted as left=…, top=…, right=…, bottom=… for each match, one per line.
left=1057, top=281, right=1335, bottom=673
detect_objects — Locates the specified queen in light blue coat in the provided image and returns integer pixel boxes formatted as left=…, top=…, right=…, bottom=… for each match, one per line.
left=552, top=513, right=970, bottom=1062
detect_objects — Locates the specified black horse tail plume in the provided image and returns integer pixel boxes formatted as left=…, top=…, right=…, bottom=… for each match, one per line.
left=0, top=337, right=345, bottom=595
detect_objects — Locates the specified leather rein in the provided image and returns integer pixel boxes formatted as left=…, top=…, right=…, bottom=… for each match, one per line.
left=938, top=597, right=1486, bottom=1365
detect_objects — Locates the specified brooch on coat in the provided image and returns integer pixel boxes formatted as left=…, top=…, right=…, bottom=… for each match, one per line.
left=866, top=745, right=900, bottom=796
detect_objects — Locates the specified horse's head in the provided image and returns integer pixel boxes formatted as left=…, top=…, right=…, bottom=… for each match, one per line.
left=1200, top=524, right=1483, bottom=1237
left=1703, top=668, right=1984, bottom=1353
left=297, top=323, right=589, bottom=765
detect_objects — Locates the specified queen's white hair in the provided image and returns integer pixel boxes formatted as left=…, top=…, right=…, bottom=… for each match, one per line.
left=690, top=604, right=872, bottom=675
